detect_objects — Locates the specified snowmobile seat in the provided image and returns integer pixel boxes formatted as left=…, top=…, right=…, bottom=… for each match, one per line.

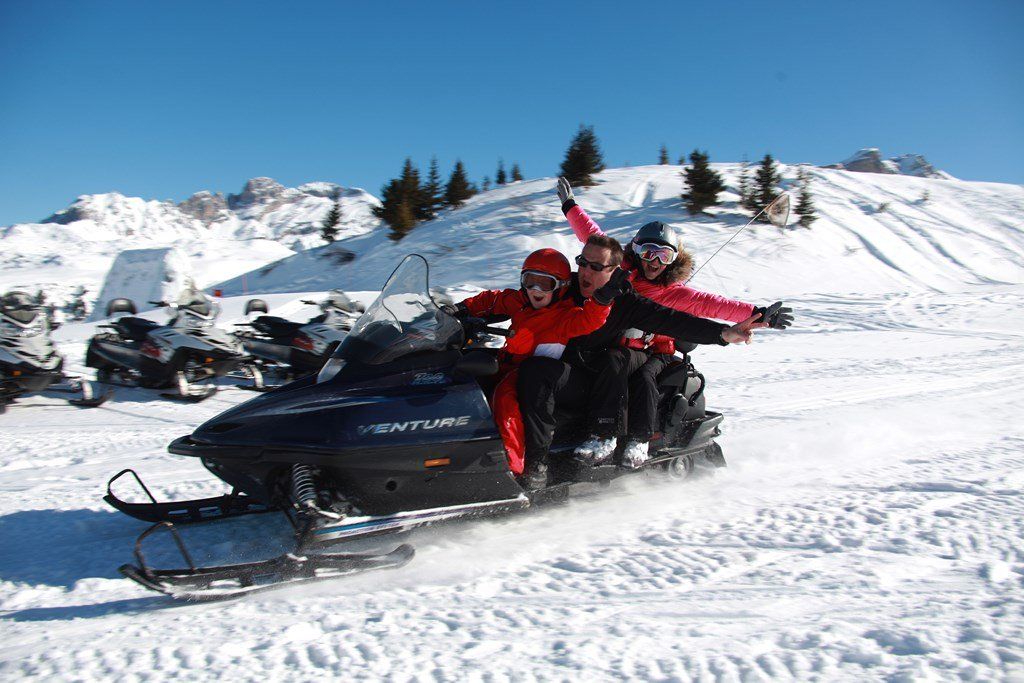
left=251, top=316, right=304, bottom=338
left=114, top=316, right=161, bottom=341
left=657, top=361, right=691, bottom=388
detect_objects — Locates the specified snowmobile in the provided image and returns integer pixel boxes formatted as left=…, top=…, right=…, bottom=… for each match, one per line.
left=232, top=290, right=364, bottom=386
left=106, top=255, right=724, bottom=600
left=0, top=290, right=110, bottom=414
left=85, top=287, right=261, bottom=401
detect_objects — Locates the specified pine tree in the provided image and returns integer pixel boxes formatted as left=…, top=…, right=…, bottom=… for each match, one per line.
left=511, top=163, right=523, bottom=182
left=681, top=150, right=726, bottom=215
left=738, top=156, right=757, bottom=213
left=752, top=153, right=781, bottom=221
left=495, top=160, right=507, bottom=185
left=659, top=145, right=669, bottom=165
left=422, top=156, right=444, bottom=219
left=559, top=124, right=605, bottom=186
left=320, top=188, right=343, bottom=242
left=374, top=158, right=424, bottom=239
left=482, top=176, right=491, bottom=192
left=444, top=160, right=476, bottom=208
left=796, top=166, right=818, bottom=227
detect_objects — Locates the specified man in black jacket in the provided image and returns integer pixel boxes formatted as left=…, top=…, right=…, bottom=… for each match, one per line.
left=516, top=233, right=764, bottom=489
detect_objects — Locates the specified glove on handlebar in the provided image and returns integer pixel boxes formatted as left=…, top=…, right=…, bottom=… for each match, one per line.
left=752, top=301, right=793, bottom=329
left=592, top=268, right=631, bottom=306
left=440, top=302, right=469, bottom=319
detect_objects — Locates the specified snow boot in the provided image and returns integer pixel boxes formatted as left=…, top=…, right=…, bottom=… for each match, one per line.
left=574, top=435, right=617, bottom=466
left=520, top=459, right=549, bottom=491
left=622, top=440, right=650, bottom=469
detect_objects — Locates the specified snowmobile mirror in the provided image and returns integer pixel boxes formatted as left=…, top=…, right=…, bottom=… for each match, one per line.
left=244, top=299, right=269, bottom=315
left=453, top=350, right=499, bottom=379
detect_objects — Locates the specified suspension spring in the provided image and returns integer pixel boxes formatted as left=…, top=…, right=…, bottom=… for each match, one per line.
left=291, top=464, right=319, bottom=510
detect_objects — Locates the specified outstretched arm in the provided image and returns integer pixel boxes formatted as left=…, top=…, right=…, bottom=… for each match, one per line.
left=645, top=283, right=756, bottom=323
left=557, top=177, right=606, bottom=243
left=459, top=289, right=522, bottom=318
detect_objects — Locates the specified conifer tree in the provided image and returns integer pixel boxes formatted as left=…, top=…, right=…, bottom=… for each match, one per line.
left=422, top=156, right=444, bottom=219
left=511, top=163, right=523, bottom=182
left=752, top=153, right=782, bottom=221
left=738, top=156, right=757, bottom=212
left=496, top=160, right=507, bottom=185
left=559, top=124, right=605, bottom=186
left=444, top=160, right=476, bottom=208
left=482, top=176, right=491, bottom=192
left=796, top=166, right=818, bottom=227
left=681, top=150, right=726, bottom=215
left=659, top=145, right=669, bottom=165
left=320, top=188, right=343, bottom=242
left=374, top=158, right=424, bottom=239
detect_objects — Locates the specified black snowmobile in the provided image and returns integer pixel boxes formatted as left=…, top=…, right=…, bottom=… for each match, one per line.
left=0, top=290, right=111, bottom=414
left=106, top=255, right=724, bottom=600
left=233, top=290, right=364, bottom=386
left=85, top=287, right=261, bottom=401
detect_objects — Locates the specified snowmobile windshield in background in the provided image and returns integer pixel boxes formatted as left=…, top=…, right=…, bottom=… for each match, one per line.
left=323, top=289, right=356, bottom=313
left=0, top=291, right=41, bottom=325
left=324, top=255, right=462, bottom=375
left=176, top=288, right=214, bottom=318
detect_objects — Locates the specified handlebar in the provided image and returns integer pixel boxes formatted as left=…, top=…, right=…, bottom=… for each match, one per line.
left=148, top=300, right=168, bottom=307
left=300, top=300, right=317, bottom=305
left=461, top=317, right=512, bottom=338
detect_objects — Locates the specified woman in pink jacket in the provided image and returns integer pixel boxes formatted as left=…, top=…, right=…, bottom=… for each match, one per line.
left=555, top=177, right=793, bottom=468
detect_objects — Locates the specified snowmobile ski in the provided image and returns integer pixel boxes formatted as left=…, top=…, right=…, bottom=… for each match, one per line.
left=104, top=469, right=276, bottom=524
left=120, top=522, right=414, bottom=602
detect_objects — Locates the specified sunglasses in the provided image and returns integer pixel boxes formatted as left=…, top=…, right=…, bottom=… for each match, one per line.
left=574, top=255, right=617, bottom=272
left=634, top=242, right=677, bottom=265
left=520, top=270, right=565, bottom=293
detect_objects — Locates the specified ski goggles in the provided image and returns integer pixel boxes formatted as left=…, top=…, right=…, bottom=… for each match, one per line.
left=634, top=242, right=677, bottom=265
left=574, top=254, right=617, bottom=272
left=520, top=270, right=566, bottom=293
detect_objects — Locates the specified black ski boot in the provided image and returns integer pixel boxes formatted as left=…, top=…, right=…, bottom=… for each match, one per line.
left=520, top=459, right=549, bottom=491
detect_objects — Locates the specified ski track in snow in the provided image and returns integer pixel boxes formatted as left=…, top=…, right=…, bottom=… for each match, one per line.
left=1, top=289, right=1023, bottom=681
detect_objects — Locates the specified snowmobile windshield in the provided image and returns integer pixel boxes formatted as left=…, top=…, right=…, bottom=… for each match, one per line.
left=326, top=255, right=462, bottom=371
left=323, top=289, right=355, bottom=313
left=0, top=291, right=40, bottom=325
left=176, top=289, right=214, bottom=318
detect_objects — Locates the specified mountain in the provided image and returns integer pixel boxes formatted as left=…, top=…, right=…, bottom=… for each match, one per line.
left=0, top=177, right=382, bottom=311
left=215, top=164, right=1024, bottom=301
left=824, top=148, right=954, bottom=179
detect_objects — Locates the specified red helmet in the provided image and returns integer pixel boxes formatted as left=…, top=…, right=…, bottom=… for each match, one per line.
left=521, top=248, right=571, bottom=282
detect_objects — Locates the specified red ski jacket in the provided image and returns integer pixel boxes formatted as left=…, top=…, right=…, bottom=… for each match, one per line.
left=460, top=288, right=611, bottom=369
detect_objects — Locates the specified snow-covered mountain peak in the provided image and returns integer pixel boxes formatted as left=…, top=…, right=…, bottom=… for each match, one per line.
left=178, top=190, right=229, bottom=224
left=227, top=176, right=289, bottom=209
left=826, top=148, right=952, bottom=179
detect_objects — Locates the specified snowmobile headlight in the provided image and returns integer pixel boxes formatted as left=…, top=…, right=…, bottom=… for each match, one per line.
left=317, top=358, right=346, bottom=384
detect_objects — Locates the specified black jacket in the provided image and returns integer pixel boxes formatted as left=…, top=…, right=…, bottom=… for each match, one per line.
left=562, top=275, right=728, bottom=370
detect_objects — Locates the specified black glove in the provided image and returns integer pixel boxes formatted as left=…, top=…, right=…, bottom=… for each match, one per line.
left=592, top=268, right=631, bottom=306
left=440, top=303, right=469, bottom=319
left=753, top=301, right=793, bottom=329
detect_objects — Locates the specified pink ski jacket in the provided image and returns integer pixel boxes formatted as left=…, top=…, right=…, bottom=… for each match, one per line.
left=566, top=203, right=755, bottom=323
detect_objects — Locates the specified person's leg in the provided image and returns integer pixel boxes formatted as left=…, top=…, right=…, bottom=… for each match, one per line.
left=517, top=357, right=592, bottom=486
left=492, top=369, right=526, bottom=475
left=622, top=353, right=674, bottom=467
left=576, top=348, right=647, bottom=463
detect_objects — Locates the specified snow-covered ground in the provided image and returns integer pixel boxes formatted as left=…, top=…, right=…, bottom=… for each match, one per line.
left=1, top=165, right=1023, bottom=680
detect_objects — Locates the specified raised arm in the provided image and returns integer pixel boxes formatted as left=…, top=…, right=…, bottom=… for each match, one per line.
left=557, top=177, right=607, bottom=243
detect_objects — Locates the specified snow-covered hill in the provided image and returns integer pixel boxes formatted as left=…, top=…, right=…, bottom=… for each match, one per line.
left=0, top=177, right=381, bottom=312
left=217, top=164, right=1024, bottom=301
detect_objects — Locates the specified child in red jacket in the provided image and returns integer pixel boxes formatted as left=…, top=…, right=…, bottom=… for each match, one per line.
left=453, top=248, right=626, bottom=484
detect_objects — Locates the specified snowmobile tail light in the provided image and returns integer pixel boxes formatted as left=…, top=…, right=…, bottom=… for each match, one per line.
left=205, top=357, right=214, bottom=363
left=140, top=340, right=161, bottom=358
left=317, top=358, right=345, bottom=383
left=294, top=333, right=316, bottom=351
left=424, top=458, right=450, bottom=468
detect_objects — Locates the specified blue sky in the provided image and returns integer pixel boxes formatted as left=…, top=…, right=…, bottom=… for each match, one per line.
left=1, top=0, right=1021, bottom=225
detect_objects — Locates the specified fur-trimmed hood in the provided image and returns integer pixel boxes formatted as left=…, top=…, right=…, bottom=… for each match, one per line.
left=625, top=240, right=693, bottom=285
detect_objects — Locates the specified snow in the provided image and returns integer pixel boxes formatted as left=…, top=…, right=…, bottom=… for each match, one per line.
left=1, top=165, right=1023, bottom=680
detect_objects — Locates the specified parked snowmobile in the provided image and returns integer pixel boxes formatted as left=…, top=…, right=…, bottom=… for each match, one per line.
left=233, top=290, right=364, bottom=385
left=0, top=290, right=110, bottom=414
left=107, top=255, right=724, bottom=600
left=85, top=287, right=260, bottom=401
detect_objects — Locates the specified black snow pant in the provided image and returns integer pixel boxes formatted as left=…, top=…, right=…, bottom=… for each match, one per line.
left=625, top=352, right=674, bottom=441
left=517, top=356, right=596, bottom=466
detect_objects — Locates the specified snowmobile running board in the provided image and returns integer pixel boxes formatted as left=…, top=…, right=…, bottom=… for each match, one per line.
left=104, top=469, right=276, bottom=524
left=120, top=522, right=414, bottom=602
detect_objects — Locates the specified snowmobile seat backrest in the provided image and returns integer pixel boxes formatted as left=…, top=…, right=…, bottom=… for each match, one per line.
left=105, top=298, right=138, bottom=317
left=114, top=316, right=161, bottom=341
left=244, top=299, right=269, bottom=315
left=675, top=341, right=697, bottom=355
left=657, top=361, right=691, bottom=388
